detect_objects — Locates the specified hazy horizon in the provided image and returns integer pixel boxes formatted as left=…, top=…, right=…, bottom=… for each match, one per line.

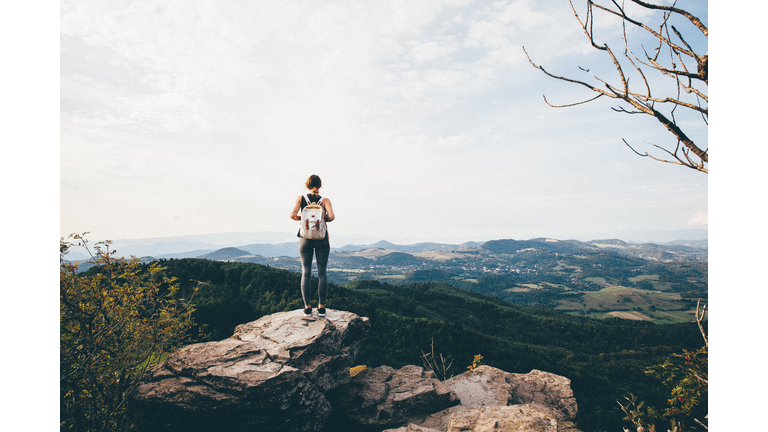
left=59, top=227, right=707, bottom=263
left=101, top=227, right=708, bottom=245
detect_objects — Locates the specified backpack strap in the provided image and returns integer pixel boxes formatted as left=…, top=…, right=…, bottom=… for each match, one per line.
left=304, top=194, right=324, bottom=206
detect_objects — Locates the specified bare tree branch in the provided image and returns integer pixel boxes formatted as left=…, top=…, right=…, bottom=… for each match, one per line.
left=630, top=0, right=708, bottom=37
left=543, top=93, right=603, bottom=108
left=525, top=0, right=707, bottom=173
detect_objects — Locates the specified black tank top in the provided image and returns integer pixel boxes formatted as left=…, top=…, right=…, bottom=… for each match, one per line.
left=300, top=194, right=322, bottom=210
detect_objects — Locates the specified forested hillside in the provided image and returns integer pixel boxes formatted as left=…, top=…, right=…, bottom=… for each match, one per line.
left=204, top=236, right=707, bottom=323
left=153, top=258, right=706, bottom=432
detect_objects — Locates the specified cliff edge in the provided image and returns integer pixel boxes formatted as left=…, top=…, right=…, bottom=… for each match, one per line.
left=129, top=309, right=580, bottom=432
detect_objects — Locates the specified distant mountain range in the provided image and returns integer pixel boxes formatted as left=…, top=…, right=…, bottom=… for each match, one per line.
left=65, top=233, right=703, bottom=259
left=62, top=230, right=707, bottom=266
left=163, top=237, right=707, bottom=263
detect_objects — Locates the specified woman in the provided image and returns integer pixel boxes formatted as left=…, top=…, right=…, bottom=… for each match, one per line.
left=290, top=174, right=335, bottom=317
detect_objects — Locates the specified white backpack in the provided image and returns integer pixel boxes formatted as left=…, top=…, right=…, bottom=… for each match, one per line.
left=299, top=195, right=326, bottom=239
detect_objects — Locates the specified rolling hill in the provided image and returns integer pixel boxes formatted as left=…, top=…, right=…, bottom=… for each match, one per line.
left=143, top=236, right=706, bottom=324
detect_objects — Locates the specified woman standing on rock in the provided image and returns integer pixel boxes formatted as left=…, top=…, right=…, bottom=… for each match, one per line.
left=290, top=174, right=335, bottom=317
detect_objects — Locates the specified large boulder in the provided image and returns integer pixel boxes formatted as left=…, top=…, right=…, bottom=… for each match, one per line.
left=331, top=364, right=460, bottom=427
left=505, top=369, right=578, bottom=421
left=443, top=365, right=517, bottom=408
left=445, top=366, right=578, bottom=421
left=385, top=366, right=580, bottom=432
left=129, top=309, right=370, bottom=432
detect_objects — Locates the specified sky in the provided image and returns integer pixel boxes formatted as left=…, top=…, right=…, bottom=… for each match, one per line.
left=56, top=0, right=712, bottom=245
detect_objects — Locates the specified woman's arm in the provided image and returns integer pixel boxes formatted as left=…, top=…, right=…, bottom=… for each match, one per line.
left=289, top=196, right=302, bottom=221
left=322, top=198, right=335, bottom=222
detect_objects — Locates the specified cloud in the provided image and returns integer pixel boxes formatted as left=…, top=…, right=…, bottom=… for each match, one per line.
left=688, top=210, right=708, bottom=227
left=60, top=0, right=708, bottom=242
left=61, top=0, right=589, bottom=143
left=406, top=39, right=460, bottom=64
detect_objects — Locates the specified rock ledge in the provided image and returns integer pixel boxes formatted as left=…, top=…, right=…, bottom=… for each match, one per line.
left=129, top=310, right=581, bottom=432
left=129, top=309, right=370, bottom=432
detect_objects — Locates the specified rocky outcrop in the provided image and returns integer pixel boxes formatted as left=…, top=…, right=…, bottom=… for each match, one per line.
left=129, top=309, right=580, bottom=432
left=129, top=309, right=370, bottom=432
left=382, top=365, right=580, bottom=432
left=445, top=366, right=577, bottom=420
left=331, top=365, right=460, bottom=426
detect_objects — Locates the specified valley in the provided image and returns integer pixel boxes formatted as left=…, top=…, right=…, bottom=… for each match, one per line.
left=153, top=237, right=708, bottom=324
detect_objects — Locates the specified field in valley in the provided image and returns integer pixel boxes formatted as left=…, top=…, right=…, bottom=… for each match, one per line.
left=556, top=285, right=701, bottom=324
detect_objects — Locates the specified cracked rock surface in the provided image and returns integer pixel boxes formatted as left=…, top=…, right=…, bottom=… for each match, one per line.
left=383, top=366, right=580, bottom=432
left=129, top=309, right=370, bottom=432
left=444, top=366, right=578, bottom=421
left=332, top=364, right=460, bottom=426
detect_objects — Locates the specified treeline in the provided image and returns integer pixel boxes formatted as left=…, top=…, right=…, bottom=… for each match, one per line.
left=152, top=258, right=705, bottom=432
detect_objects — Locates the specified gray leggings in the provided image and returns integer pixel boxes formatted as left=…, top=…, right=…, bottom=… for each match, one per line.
left=299, top=237, right=330, bottom=306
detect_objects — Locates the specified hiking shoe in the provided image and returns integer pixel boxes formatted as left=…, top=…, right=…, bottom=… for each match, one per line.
left=304, top=306, right=312, bottom=317
left=318, top=307, right=326, bottom=317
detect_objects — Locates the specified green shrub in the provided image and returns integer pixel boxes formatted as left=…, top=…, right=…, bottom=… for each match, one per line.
left=60, top=234, right=196, bottom=431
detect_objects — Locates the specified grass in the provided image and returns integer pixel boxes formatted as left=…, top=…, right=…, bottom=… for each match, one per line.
left=552, top=261, right=582, bottom=272
left=378, top=274, right=407, bottom=280
left=628, top=274, right=659, bottom=282
left=584, top=276, right=610, bottom=286
left=541, top=281, right=572, bottom=290
left=456, top=277, right=478, bottom=283
left=568, top=308, right=699, bottom=324
left=328, top=268, right=368, bottom=273
left=557, top=285, right=691, bottom=324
